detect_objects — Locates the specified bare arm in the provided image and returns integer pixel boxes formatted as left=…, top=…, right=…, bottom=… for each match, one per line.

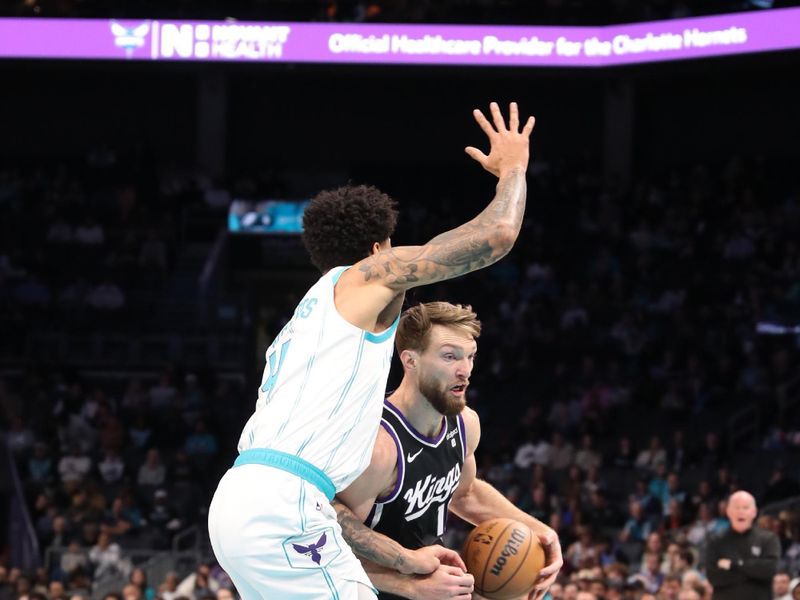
left=358, top=559, right=474, bottom=600
left=359, top=102, right=533, bottom=292
left=357, top=168, right=527, bottom=290
left=331, top=499, right=414, bottom=573
left=335, top=103, right=534, bottom=330
left=334, top=429, right=466, bottom=575
left=450, top=408, right=563, bottom=600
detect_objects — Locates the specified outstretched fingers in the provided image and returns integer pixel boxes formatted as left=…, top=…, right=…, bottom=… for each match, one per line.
left=489, top=101, right=507, bottom=132
left=464, top=146, right=488, bottom=166
left=522, top=115, right=536, bottom=137
left=472, top=108, right=497, bottom=138
left=509, top=101, right=519, bottom=132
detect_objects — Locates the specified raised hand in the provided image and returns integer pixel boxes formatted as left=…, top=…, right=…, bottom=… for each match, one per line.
left=465, top=102, right=536, bottom=178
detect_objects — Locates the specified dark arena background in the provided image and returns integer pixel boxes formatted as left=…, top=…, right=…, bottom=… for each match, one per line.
left=1, top=1, right=800, bottom=599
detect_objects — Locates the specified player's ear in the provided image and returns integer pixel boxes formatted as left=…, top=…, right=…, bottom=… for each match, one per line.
left=372, top=239, right=391, bottom=255
left=400, top=349, right=417, bottom=371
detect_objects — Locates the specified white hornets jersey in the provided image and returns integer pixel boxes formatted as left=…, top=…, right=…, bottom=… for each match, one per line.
left=238, top=266, right=398, bottom=492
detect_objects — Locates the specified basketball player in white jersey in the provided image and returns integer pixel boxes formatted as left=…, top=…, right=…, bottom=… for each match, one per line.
left=334, top=302, right=562, bottom=600
left=208, top=103, right=536, bottom=600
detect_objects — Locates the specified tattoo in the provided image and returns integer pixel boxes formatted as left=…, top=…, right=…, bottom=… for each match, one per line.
left=331, top=499, right=408, bottom=571
left=360, top=169, right=526, bottom=289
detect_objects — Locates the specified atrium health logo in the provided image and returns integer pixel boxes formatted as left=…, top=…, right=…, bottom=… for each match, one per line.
left=110, top=21, right=150, bottom=58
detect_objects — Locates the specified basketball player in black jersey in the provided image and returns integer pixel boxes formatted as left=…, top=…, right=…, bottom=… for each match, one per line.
left=334, top=302, right=562, bottom=600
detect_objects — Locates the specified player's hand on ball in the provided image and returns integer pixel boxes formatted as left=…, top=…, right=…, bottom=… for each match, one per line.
left=404, top=544, right=467, bottom=575
left=528, top=529, right=563, bottom=599
left=410, top=565, right=474, bottom=600
left=465, top=101, right=535, bottom=179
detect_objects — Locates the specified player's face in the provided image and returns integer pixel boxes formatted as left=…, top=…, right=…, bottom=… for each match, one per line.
left=727, top=493, right=757, bottom=532
left=416, top=325, right=476, bottom=416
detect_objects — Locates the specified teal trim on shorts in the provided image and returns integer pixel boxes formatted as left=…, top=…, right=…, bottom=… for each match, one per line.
left=321, top=568, right=340, bottom=600
left=234, top=448, right=335, bottom=501
left=365, top=312, right=399, bottom=344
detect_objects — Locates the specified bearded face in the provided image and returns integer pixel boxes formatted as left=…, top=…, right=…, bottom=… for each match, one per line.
left=417, top=366, right=467, bottom=416
left=412, top=325, right=476, bottom=416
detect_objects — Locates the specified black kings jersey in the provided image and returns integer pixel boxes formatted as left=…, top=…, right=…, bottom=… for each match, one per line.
left=365, top=398, right=466, bottom=553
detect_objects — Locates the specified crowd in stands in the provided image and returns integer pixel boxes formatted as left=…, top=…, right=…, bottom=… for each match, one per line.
left=4, top=0, right=799, bottom=24
left=1, top=151, right=800, bottom=600
left=0, top=152, right=202, bottom=351
left=0, top=366, right=245, bottom=600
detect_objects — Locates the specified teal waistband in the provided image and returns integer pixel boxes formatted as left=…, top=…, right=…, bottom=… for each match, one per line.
left=234, top=448, right=336, bottom=501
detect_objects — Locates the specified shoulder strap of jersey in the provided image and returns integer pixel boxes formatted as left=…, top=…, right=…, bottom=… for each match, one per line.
left=456, top=412, right=467, bottom=461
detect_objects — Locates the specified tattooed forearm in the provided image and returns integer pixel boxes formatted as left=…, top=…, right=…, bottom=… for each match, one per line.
left=360, top=168, right=527, bottom=289
left=331, top=499, right=409, bottom=571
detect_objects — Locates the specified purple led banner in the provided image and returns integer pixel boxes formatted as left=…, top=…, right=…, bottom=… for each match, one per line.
left=0, top=9, right=798, bottom=66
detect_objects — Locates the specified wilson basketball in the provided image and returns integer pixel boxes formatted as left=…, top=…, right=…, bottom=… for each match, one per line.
left=463, top=518, right=545, bottom=600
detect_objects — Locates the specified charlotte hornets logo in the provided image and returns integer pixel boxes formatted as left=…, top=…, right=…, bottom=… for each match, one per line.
left=110, top=22, right=149, bottom=58
left=292, top=532, right=327, bottom=565
left=283, top=527, right=340, bottom=569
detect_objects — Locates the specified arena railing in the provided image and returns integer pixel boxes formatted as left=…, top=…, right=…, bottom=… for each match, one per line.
left=2, top=435, right=40, bottom=571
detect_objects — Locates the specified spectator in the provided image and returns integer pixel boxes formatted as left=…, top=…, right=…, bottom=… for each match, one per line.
left=634, top=552, right=665, bottom=594
left=88, top=531, right=125, bottom=580
left=706, top=490, right=779, bottom=600
left=148, top=489, right=181, bottom=544
left=148, top=374, right=177, bottom=411
left=550, top=432, right=574, bottom=471
left=773, top=571, right=791, bottom=600
left=107, top=491, right=145, bottom=537
left=666, top=429, right=690, bottom=472
left=565, top=526, right=597, bottom=570
left=121, top=584, right=142, bottom=600
left=137, top=449, right=166, bottom=488
left=28, top=443, right=54, bottom=484
left=184, top=420, right=218, bottom=458
left=60, top=541, right=89, bottom=577
left=58, top=445, right=92, bottom=488
left=660, top=574, right=682, bottom=600
left=97, top=450, right=126, bottom=486
left=519, top=482, right=551, bottom=523
left=74, top=218, right=104, bottom=246
left=159, top=573, right=180, bottom=600
left=85, top=279, right=125, bottom=311
left=575, top=434, right=602, bottom=473
left=121, top=379, right=147, bottom=414
left=6, top=416, right=35, bottom=455
left=609, top=436, right=635, bottom=470
left=128, top=414, right=153, bottom=450
left=48, top=580, right=66, bottom=600
left=176, top=564, right=219, bottom=598
left=636, top=436, right=667, bottom=473
left=130, top=568, right=156, bottom=600
left=620, top=500, right=653, bottom=544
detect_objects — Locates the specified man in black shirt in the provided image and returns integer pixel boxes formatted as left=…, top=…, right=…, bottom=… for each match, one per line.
left=705, top=490, right=779, bottom=600
left=334, top=302, right=562, bottom=600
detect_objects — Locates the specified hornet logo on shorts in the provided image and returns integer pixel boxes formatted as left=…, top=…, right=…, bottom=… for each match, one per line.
left=110, top=22, right=150, bottom=58
left=283, top=527, right=340, bottom=569
left=292, top=532, right=327, bottom=565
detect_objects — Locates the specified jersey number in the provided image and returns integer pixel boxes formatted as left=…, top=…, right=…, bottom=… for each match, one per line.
left=436, top=503, right=447, bottom=537
left=261, top=339, right=290, bottom=396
